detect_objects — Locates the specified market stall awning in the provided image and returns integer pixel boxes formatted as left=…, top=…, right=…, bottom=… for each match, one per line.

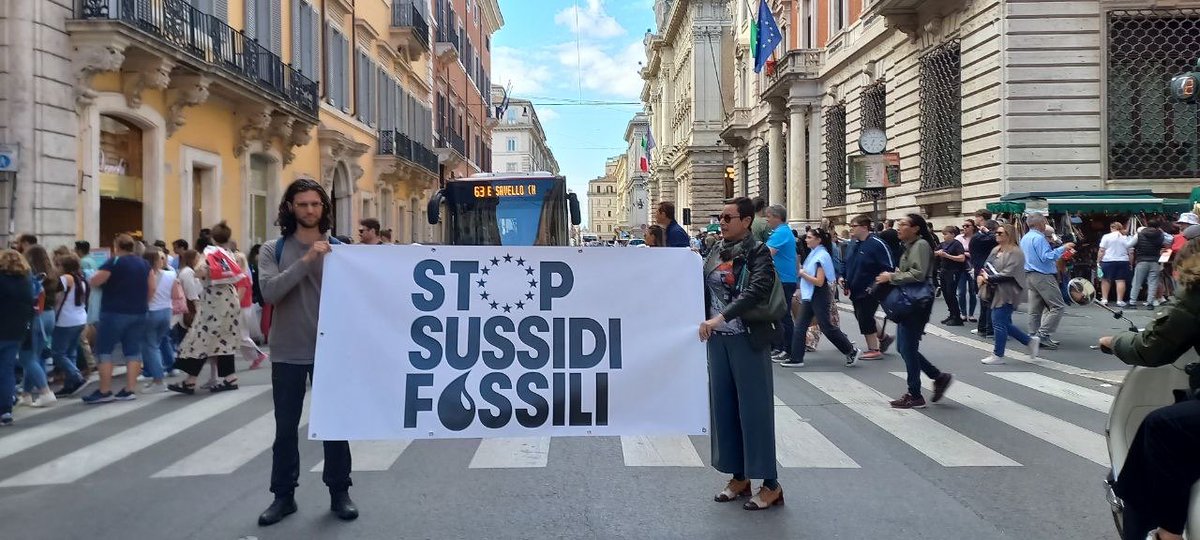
left=987, top=190, right=1168, bottom=214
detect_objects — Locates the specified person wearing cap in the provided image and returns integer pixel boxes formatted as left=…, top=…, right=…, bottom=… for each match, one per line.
left=1173, top=213, right=1200, bottom=252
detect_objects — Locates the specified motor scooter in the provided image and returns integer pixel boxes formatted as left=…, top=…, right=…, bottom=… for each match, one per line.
left=1066, top=278, right=1200, bottom=539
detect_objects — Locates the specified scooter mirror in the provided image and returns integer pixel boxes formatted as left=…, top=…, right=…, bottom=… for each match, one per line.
left=1067, top=277, right=1096, bottom=306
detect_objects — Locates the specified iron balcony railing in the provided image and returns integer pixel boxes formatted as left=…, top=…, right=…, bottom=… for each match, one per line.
left=392, top=0, right=430, bottom=51
left=438, top=23, right=459, bottom=52
left=378, top=130, right=439, bottom=174
left=438, top=130, right=466, bottom=157
left=77, top=0, right=318, bottom=118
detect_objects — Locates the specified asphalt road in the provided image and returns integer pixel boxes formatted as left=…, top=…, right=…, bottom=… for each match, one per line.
left=0, top=299, right=1139, bottom=539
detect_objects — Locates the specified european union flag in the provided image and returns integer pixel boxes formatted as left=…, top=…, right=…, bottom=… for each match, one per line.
left=753, top=0, right=782, bottom=74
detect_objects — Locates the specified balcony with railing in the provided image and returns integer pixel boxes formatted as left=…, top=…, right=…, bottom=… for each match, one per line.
left=72, top=0, right=318, bottom=123
left=760, top=49, right=822, bottom=101
left=718, top=106, right=753, bottom=148
left=377, top=129, right=439, bottom=185
left=390, top=0, right=430, bottom=60
left=434, top=129, right=472, bottom=170
left=435, top=21, right=459, bottom=63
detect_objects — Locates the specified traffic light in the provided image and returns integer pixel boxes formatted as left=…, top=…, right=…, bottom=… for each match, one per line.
left=1169, top=58, right=1200, bottom=103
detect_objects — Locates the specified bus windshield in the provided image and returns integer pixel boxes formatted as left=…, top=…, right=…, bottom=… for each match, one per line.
left=443, top=177, right=570, bottom=246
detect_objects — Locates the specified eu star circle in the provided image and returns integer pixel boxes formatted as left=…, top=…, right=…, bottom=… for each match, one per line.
left=476, top=253, right=536, bottom=313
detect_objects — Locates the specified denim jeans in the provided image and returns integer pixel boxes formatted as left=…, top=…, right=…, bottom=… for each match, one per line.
left=896, top=319, right=941, bottom=399
left=141, top=309, right=172, bottom=380
left=1130, top=261, right=1161, bottom=305
left=0, top=340, right=20, bottom=416
left=991, top=304, right=1031, bottom=358
left=19, top=311, right=52, bottom=392
left=956, top=270, right=978, bottom=318
left=49, top=324, right=85, bottom=385
left=96, top=311, right=148, bottom=362
left=160, top=332, right=175, bottom=372
left=777, top=282, right=797, bottom=355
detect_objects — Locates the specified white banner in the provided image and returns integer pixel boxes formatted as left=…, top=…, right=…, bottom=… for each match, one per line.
left=308, top=245, right=709, bottom=440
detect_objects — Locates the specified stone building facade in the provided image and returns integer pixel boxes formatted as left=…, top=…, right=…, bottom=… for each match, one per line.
left=587, top=164, right=621, bottom=241
left=619, top=112, right=652, bottom=233
left=489, top=86, right=559, bottom=175
left=641, top=0, right=735, bottom=230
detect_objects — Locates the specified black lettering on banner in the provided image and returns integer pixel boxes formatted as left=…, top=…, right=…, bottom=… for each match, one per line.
left=403, top=256, right=625, bottom=433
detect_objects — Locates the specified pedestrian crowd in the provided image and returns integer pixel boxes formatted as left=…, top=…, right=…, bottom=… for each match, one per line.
left=694, top=195, right=1200, bottom=512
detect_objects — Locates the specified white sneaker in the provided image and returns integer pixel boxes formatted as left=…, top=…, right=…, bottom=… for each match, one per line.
left=1099, top=299, right=1109, bottom=306
left=31, top=392, right=57, bottom=408
left=1116, top=301, right=1128, bottom=308
left=981, top=355, right=1007, bottom=365
left=141, top=381, right=168, bottom=394
left=136, top=375, right=149, bottom=382
left=15, top=394, right=33, bottom=408
left=970, top=328, right=980, bottom=334
left=1028, top=336, right=1041, bottom=359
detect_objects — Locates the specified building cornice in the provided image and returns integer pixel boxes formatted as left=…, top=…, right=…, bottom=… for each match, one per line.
left=480, top=0, right=504, bottom=34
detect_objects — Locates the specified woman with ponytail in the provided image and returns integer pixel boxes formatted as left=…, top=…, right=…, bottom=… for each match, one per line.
left=875, top=214, right=953, bottom=409
left=50, top=254, right=89, bottom=396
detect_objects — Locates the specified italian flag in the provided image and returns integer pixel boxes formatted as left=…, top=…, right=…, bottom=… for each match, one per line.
left=640, top=130, right=655, bottom=172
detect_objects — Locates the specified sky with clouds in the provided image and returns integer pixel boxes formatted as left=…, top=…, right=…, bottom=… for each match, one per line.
left=491, top=0, right=654, bottom=227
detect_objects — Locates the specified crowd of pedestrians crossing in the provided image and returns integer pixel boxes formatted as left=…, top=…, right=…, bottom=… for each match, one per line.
left=696, top=195, right=1200, bottom=511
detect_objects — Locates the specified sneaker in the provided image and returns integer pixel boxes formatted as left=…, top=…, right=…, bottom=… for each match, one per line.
left=0, top=413, right=12, bottom=426
left=931, top=373, right=953, bottom=403
left=168, top=369, right=182, bottom=377
left=970, top=328, right=979, bottom=334
left=981, top=355, right=1007, bottom=365
left=136, top=375, right=149, bottom=382
left=14, top=394, right=33, bottom=408
left=1116, top=301, right=1128, bottom=308
left=55, top=379, right=86, bottom=398
left=844, top=348, right=860, bottom=368
left=250, top=352, right=268, bottom=370
left=31, top=392, right=57, bottom=408
left=142, top=381, right=168, bottom=394
left=778, top=358, right=805, bottom=368
left=1028, top=336, right=1041, bottom=359
left=1036, top=333, right=1060, bottom=350
left=860, top=349, right=883, bottom=361
left=1100, top=299, right=1109, bottom=306
left=113, top=389, right=137, bottom=401
left=82, top=390, right=114, bottom=404
left=878, top=334, right=895, bottom=353
left=770, top=352, right=790, bottom=364
left=1146, top=303, right=1158, bottom=311
left=889, top=393, right=927, bottom=409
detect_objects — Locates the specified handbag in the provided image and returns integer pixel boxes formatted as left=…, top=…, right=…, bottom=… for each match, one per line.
left=735, top=256, right=787, bottom=323
left=880, top=281, right=935, bottom=321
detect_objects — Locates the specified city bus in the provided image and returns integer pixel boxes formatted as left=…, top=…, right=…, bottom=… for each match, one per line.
left=427, top=172, right=582, bottom=246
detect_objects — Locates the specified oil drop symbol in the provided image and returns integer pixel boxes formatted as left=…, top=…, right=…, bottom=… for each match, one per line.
left=437, top=372, right=476, bottom=431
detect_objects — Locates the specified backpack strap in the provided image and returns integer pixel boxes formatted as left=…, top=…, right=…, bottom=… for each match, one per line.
left=275, top=234, right=341, bottom=265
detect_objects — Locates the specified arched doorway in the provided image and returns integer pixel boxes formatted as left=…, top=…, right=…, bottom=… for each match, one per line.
left=98, top=115, right=145, bottom=246
left=330, top=164, right=352, bottom=236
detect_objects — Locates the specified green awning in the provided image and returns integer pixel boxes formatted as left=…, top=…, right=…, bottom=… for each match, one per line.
left=1047, top=197, right=1163, bottom=213
left=987, top=201, right=1026, bottom=214
left=1165, top=198, right=1193, bottom=213
left=1191, top=186, right=1200, bottom=205
left=706, top=224, right=720, bottom=233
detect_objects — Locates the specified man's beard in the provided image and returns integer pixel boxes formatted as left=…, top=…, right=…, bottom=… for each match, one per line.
left=297, top=214, right=320, bottom=229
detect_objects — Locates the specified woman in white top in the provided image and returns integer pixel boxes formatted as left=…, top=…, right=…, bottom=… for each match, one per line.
left=1098, top=221, right=1137, bottom=306
left=140, top=249, right=177, bottom=392
left=49, top=254, right=89, bottom=396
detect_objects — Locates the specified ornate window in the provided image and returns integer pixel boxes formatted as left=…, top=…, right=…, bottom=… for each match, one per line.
left=918, top=40, right=961, bottom=190
left=1108, top=9, right=1200, bottom=179
left=824, top=103, right=847, bottom=206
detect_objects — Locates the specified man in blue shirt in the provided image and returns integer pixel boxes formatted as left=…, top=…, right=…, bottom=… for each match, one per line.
left=1019, top=213, right=1075, bottom=349
left=764, top=205, right=797, bottom=361
left=655, top=201, right=691, bottom=248
left=842, top=214, right=895, bottom=360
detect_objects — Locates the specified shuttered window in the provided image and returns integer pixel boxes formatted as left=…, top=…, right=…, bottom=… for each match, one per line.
left=324, top=25, right=350, bottom=111
left=355, top=50, right=374, bottom=125
left=245, top=0, right=277, bottom=52
left=291, top=0, right=319, bottom=79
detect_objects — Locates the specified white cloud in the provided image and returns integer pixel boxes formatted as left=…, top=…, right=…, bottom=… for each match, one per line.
left=536, top=108, right=560, bottom=122
left=552, top=40, right=646, bottom=99
left=491, top=45, right=553, bottom=96
left=554, top=0, right=625, bottom=39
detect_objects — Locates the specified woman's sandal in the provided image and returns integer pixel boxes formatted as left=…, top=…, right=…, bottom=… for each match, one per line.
left=210, top=379, right=239, bottom=393
left=167, top=381, right=196, bottom=395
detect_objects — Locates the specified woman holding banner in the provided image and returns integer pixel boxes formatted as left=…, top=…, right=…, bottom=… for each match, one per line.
left=698, top=196, right=784, bottom=511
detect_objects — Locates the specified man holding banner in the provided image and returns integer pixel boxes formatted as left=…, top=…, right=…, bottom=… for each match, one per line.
left=256, top=179, right=357, bottom=527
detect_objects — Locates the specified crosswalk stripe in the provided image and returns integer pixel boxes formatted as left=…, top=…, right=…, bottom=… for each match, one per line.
left=895, top=373, right=1109, bottom=467
left=621, top=436, right=704, bottom=467
left=988, top=372, right=1114, bottom=414
left=311, top=440, right=413, bottom=472
left=773, top=398, right=860, bottom=469
left=468, top=437, right=551, bottom=469
left=0, top=394, right=171, bottom=461
left=797, top=372, right=1020, bottom=467
left=0, top=388, right=268, bottom=487
left=153, top=398, right=308, bottom=478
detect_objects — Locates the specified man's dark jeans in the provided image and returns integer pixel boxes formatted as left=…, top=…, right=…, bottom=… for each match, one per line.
left=777, top=282, right=798, bottom=355
left=270, top=362, right=352, bottom=497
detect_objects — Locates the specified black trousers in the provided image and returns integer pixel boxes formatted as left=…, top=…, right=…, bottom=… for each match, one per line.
left=175, top=354, right=234, bottom=377
left=791, top=286, right=855, bottom=364
left=940, top=270, right=963, bottom=321
left=270, top=362, right=352, bottom=497
left=1117, top=399, right=1200, bottom=537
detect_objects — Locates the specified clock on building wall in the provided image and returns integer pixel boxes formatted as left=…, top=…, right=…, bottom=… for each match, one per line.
left=858, top=127, right=888, bottom=155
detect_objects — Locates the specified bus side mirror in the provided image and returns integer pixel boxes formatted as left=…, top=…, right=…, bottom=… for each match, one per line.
left=568, top=192, right=582, bottom=226
left=427, top=190, right=444, bottom=225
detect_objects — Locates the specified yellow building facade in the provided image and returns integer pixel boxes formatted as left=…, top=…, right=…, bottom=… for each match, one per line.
left=68, top=0, right=443, bottom=249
